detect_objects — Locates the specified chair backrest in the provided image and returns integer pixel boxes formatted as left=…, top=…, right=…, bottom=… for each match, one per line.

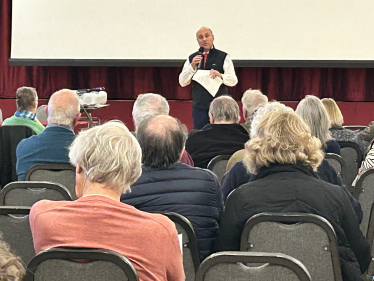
left=0, top=206, right=35, bottom=266
left=343, top=125, right=367, bottom=132
left=240, top=213, right=342, bottom=281
left=163, top=212, right=200, bottom=281
left=0, top=181, right=72, bottom=206
left=337, top=141, right=363, bottom=187
left=24, top=247, right=138, bottom=281
left=226, top=149, right=245, bottom=172
left=195, top=251, right=311, bottom=281
left=25, top=164, right=77, bottom=199
left=207, top=155, right=231, bottom=181
left=36, top=105, right=47, bottom=122
left=325, top=153, right=346, bottom=181
left=364, top=203, right=374, bottom=279
left=353, top=169, right=374, bottom=236
left=0, top=125, right=36, bottom=187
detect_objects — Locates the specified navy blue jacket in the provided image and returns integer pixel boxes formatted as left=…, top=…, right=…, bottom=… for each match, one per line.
left=120, top=163, right=223, bottom=261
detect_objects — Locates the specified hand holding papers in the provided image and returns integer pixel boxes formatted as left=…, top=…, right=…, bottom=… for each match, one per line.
left=192, top=70, right=223, bottom=97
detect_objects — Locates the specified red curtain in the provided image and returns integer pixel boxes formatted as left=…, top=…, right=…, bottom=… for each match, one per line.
left=1, top=0, right=373, bottom=101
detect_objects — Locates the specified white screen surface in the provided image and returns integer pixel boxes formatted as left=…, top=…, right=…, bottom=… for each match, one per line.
left=10, top=0, right=374, bottom=64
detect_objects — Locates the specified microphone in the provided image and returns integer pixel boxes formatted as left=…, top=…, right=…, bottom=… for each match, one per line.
left=197, top=47, right=204, bottom=69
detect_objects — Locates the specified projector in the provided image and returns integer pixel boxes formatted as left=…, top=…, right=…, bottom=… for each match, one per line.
left=75, top=88, right=107, bottom=106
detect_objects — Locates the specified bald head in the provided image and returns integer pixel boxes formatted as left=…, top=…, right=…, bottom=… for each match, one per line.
left=196, top=26, right=214, bottom=52
left=47, top=89, right=81, bottom=127
left=137, top=115, right=188, bottom=168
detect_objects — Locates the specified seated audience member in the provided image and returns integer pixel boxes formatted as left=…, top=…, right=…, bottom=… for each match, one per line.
left=215, top=108, right=370, bottom=280
left=240, top=89, right=268, bottom=134
left=121, top=115, right=223, bottom=261
left=0, top=233, right=25, bottom=281
left=221, top=103, right=363, bottom=223
left=2, top=86, right=45, bottom=134
left=16, top=89, right=81, bottom=180
left=322, top=98, right=369, bottom=154
left=353, top=141, right=374, bottom=186
left=29, top=121, right=185, bottom=281
left=186, top=95, right=250, bottom=168
left=358, top=121, right=374, bottom=143
left=296, top=95, right=340, bottom=155
left=133, top=93, right=193, bottom=166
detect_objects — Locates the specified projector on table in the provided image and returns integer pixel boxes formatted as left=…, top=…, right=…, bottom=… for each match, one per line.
left=75, top=87, right=107, bottom=106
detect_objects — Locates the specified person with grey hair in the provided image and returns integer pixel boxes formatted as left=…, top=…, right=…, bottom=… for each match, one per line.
left=186, top=95, right=249, bottom=168
left=3, top=86, right=45, bottom=134
left=132, top=93, right=170, bottom=130
left=0, top=233, right=25, bottom=281
left=16, top=89, right=82, bottom=180
left=241, top=89, right=268, bottom=133
left=29, top=121, right=185, bottom=281
left=296, top=95, right=340, bottom=155
left=132, top=92, right=194, bottom=166
left=121, top=115, right=223, bottom=261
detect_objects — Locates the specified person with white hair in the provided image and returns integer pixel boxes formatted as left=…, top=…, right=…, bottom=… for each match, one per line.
left=29, top=121, right=185, bottom=281
left=3, top=86, right=45, bottom=134
left=185, top=95, right=249, bottom=168
left=215, top=108, right=370, bottom=281
left=240, top=89, right=268, bottom=133
left=132, top=92, right=194, bottom=166
left=16, top=89, right=81, bottom=180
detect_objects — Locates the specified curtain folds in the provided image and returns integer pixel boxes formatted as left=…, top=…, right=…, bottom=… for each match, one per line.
left=1, top=0, right=372, bottom=101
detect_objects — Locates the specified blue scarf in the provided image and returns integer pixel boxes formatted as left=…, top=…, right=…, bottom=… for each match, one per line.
left=14, top=110, right=38, bottom=121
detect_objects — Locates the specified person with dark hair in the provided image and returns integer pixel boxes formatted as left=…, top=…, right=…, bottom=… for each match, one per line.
left=121, top=115, right=223, bottom=261
left=2, top=86, right=45, bottom=134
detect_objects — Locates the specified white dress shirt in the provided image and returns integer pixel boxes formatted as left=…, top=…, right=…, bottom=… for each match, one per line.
left=179, top=53, right=238, bottom=88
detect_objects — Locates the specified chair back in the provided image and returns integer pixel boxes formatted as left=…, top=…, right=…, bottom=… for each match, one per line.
left=195, top=251, right=311, bottom=281
left=338, top=141, right=363, bottom=186
left=163, top=212, right=200, bottom=281
left=343, top=125, right=367, bottom=132
left=36, top=105, right=47, bottom=122
left=0, top=125, right=36, bottom=187
left=353, top=169, right=374, bottom=236
left=240, top=213, right=342, bottom=281
left=25, top=164, right=76, bottom=199
left=0, top=207, right=35, bottom=266
left=24, top=247, right=138, bottom=281
left=325, top=153, right=346, bottom=182
left=207, top=155, right=231, bottom=181
left=364, top=203, right=374, bottom=280
left=0, top=181, right=72, bottom=206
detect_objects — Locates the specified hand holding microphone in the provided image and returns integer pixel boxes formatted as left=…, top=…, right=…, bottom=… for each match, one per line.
left=191, top=47, right=205, bottom=69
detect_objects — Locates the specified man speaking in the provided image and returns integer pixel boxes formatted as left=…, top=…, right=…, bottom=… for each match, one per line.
left=179, top=26, right=238, bottom=129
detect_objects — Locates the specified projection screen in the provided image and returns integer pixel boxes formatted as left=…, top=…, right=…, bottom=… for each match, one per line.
left=9, top=0, right=374, bottom=67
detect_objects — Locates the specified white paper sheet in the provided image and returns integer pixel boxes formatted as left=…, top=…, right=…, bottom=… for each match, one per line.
left=178, top=234, right=183, bottom=256
left=192, top=70, right=223, bottom=97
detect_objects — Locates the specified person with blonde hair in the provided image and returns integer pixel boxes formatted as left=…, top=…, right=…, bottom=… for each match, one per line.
left=0, top=233, right=25, bottom=281
left=215, top=108, right=370, bottom=280
left=296, top=95, right=340, bottom=155
left=322, top=98, right=368, bottom=153
left=30, top=121, right=185, bottom=281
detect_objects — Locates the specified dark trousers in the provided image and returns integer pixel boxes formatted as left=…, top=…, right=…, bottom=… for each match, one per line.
left=192, top=108, right=209, bottom=129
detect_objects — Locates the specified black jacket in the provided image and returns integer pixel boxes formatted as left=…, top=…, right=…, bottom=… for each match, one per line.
left=216, top=163, right=370, bottom=281
left=185, top=124, right=249, bottom=168
left=120, top=163, right=223, bottom=261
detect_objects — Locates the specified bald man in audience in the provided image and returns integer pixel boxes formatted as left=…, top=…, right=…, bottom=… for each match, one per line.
left=185, top=95, right=250, bottom=168
left=121, top=115, right=223, bottom=261
left=132, top=93, right=194, bottom=166
left=16, top=89, right=81, bottom=180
